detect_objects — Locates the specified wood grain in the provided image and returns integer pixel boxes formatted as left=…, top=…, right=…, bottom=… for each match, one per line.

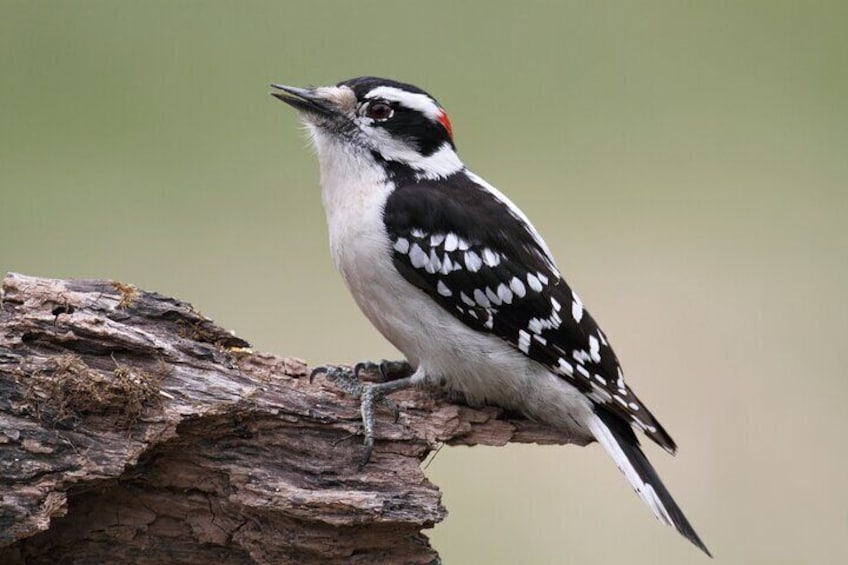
left=0, top=273, right=585, bottom=564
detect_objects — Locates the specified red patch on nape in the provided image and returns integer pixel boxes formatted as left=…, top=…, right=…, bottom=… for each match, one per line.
left=437, top=109, right=453, bottom=140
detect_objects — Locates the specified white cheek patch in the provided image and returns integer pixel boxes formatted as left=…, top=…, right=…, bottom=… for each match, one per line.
left=366, top=127, right=463, bottom=178
left=364, top=86, right=443, bottom=121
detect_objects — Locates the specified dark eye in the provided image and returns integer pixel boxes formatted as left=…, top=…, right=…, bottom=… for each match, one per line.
left=366, top=102, right=393, bottom=121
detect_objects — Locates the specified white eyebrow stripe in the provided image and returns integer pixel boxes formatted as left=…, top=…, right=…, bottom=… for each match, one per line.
left=364, top=86, right=442, bottom=121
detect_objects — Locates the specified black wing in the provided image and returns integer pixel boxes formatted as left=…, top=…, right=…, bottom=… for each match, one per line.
left=383, top=171, right=676, bottom=452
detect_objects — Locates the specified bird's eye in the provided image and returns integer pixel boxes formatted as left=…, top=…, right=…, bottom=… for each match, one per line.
left=366, top=102, right=393, bottom=121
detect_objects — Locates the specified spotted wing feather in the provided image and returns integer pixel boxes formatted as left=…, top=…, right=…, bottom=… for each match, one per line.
left=383, top=172, right=676, bottom=452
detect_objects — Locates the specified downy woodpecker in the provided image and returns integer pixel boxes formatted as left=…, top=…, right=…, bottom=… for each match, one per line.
left=271, top=77, right=710, bottom=556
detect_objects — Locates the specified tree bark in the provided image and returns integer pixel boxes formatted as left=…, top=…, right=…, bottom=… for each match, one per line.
left=0, top=273, right=586, bottom=564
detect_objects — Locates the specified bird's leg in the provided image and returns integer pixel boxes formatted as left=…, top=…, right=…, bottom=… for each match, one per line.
left=357, top=374, right=418, bottom=468
left=310, top=363, right=417, bottom=469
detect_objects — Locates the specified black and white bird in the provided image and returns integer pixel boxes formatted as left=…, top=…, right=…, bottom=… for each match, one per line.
left=271, top=77, right=710, bottom=556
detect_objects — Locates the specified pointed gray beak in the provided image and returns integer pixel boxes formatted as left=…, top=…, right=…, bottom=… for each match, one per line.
left=270, top=83, right=336, bottom=117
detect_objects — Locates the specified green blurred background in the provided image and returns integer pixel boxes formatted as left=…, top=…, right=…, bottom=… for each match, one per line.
left=2, top=1, right=846, bottom=562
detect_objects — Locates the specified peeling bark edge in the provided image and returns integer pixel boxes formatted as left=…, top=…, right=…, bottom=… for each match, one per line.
left=0, top=273, right=586, bottom=564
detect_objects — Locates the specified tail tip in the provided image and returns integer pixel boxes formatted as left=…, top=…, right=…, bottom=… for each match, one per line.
left=686, top=530, right=713, bottom=558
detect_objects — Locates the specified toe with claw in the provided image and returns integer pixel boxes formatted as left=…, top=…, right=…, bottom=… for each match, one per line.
left=353, top=359, right=413, bottom=382
left=309, top=365, right=328, bottom=383
left=310, top=361, right=418, bottom=467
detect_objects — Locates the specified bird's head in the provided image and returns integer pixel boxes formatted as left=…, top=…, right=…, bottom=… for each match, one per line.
left=272, top=77, right=462, bottom=179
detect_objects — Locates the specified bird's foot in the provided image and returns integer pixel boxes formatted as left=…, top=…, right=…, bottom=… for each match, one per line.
left=353, top=359, right=413, bottom=382
left=310, top=362, right=416, bottom=469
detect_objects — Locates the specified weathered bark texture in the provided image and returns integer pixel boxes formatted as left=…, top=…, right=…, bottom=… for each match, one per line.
left=0, top=273, right=585, bottom=564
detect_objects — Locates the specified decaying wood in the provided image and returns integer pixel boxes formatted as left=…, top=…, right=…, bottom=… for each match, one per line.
left=0, top=273, right=586, bottom=564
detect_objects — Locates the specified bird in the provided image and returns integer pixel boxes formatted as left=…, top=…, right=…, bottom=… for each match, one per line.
left=271, top=76, right=710, bottom=556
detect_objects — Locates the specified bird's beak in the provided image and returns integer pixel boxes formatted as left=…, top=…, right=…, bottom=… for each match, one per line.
left=270, top=84, right=336, bottom=118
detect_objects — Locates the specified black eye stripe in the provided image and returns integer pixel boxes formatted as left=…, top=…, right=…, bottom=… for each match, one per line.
left=358, top=100, right=448, bottom=156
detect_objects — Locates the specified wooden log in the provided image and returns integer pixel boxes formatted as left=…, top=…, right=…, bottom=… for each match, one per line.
left=0, top=273, right=585, bottom=564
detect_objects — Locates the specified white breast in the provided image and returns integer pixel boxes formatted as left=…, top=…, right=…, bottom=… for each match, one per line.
left=311, top=131, right=413, bottom=353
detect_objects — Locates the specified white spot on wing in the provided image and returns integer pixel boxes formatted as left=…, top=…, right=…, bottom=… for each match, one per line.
left=497, top=283, right=513, bottom=304
left=411, top=228, right=427, bottom=238
left=440, top=255, right=454, bottom=275
left=465, top=250, right=482, bottom=272
left=632, top=415, right=653, bottom=433
left=409, top=244, right=428, bottom=269
left=437, top=280, right=452, bottom=297
left=444, top=233, right=459, bottom=252
left=393, top=238, right=409, bottom=254
left=589, top=336, right=601, bottom=362
left=556, top=358, right=574, bottom=376
left=518, top=330, right=531, bottom=354
left=571, top=290, right=584, bottom=323
left=473, top=288, right=490, bottom=308
left=485, top=287, right=502, bottom=306
left=528, top=318, right=543, bottom=334
left=427, top=248, right=442, bottom=273
left=573, top=349, right=591, bottom=364
left=510, top=277, right=526, bottom=298
left=551, top=311, right=562, bottom=328
left=430, top=233, right=445, bottom=247
left=527, top=273, right=542, bottom=292
left=460, top=292, right=475, bottom=307
left=482, top=248, right=500, bottom=267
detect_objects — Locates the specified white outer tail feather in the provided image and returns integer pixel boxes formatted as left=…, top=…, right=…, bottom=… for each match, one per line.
left=587, top=413, right=675, bottom=526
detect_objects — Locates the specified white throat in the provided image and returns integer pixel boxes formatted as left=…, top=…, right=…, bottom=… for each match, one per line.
left=305, top=127, right=393, bottom=273
left=307, top=127, right=388, bottom=223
